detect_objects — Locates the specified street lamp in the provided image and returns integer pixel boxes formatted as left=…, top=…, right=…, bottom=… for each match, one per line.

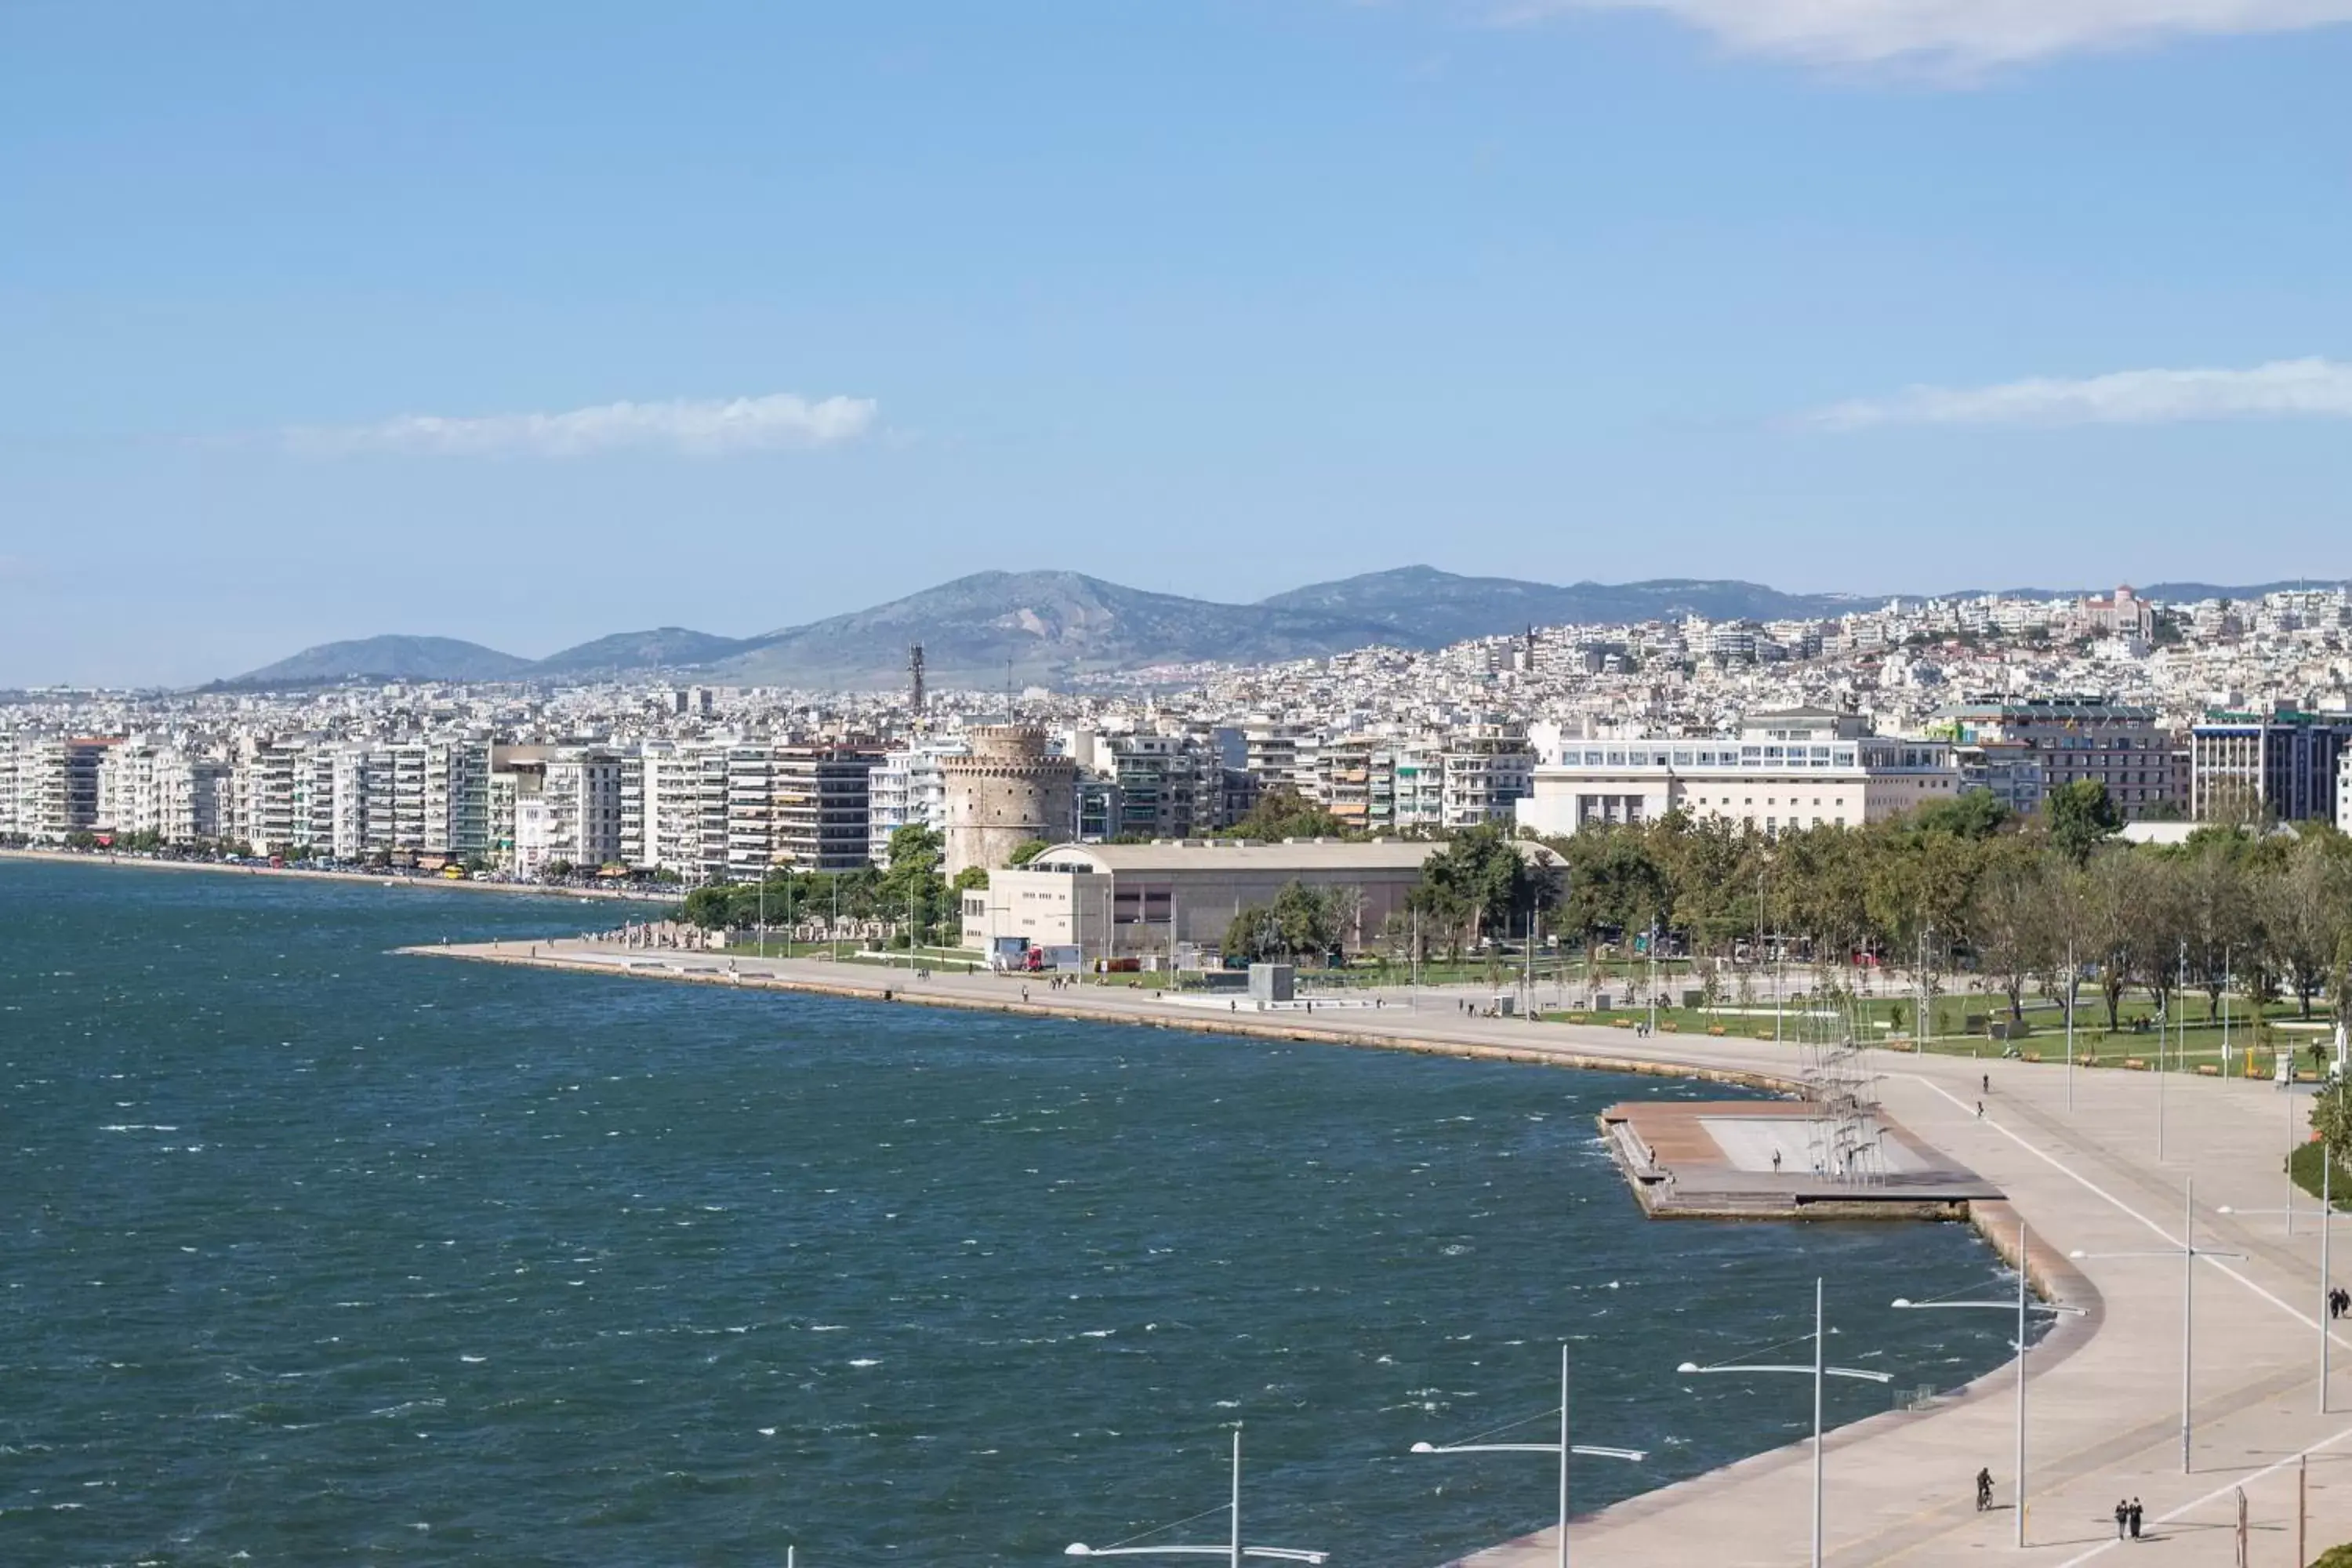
left=1064, top=1428, right=1325, bottom=1566
left=1409, top=1344, right=1646, bottom=1568
left=1890, top=1220, right=2086, bottom=1547
left=2222, top=1138, right=2343, bottom=1414
left=2071, top=1177, right=2243, bottom=1472
left=1675, top=1277, right=1893, bottom=1568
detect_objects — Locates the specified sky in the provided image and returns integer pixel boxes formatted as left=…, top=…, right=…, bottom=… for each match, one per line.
left=3, top=0, right=2349, bottom=687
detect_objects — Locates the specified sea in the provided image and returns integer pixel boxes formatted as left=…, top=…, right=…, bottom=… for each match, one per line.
left=0, top=857, right=2027, bottom=1566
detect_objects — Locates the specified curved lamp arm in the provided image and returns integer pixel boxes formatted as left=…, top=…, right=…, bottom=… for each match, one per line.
left=1676, top=1363, right=1893, bottom=1383
left=1411, top=1440, right=1647, bottom=1461
left=1066, top=1549, right=1327, bottom=1564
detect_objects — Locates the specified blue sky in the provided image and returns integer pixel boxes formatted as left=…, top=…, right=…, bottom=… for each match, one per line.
left=4, top=0, right=2349, bottom=685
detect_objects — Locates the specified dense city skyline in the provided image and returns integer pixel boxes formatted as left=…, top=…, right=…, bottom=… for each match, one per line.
left=6, top=4, right=2350, bottom=684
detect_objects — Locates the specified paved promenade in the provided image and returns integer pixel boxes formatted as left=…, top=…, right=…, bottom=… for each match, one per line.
left=417, top=939, right=2352, bottom=1565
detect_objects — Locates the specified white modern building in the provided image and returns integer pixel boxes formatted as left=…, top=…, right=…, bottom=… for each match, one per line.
left=1514, top=708, right=1960, bottom=837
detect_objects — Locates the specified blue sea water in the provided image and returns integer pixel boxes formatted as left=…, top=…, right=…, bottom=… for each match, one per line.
left=0, top=858, right=2023, bottom=1566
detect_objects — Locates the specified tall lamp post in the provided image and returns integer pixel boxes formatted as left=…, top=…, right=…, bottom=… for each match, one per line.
left=1410, top=1345, right=1646, bottom=1568
left=1675, top=1277, right=1893, bottom=1568
left=2071, top=1178, right=2243, bottom=1472
left=1891, top=1221, right=2086, bottom=1546
left=1064, top=1428, right=1325, bottom=1567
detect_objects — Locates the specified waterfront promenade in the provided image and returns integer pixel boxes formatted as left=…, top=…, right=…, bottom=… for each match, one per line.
left=418, top=938, right=2352, bottom=1565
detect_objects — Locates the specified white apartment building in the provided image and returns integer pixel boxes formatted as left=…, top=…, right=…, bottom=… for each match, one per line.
left=1441, top=727, right=1536, bottom=829
left=4, top=735, right=114, bottom=842
left=95, top=743, right=231, bottom=843
left=634, top=742, right=718, bottom=877
left=0, top=735, right=20, bottom=839
left=724, top=745, right=775, bottom=878
left=316, top=739, right=492, bottom=861
left=1514, top=707, right=1959, bottom=837
left=506, top=746, right=623, bottom=874
left=866, top=740, right=965, bottom=863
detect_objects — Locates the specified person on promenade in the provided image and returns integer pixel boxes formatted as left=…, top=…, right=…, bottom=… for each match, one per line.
left=2129, top=1498, right=2143, bottom=1539
left=2114, top=1500, right=2129, bottom=1539
left=1974, top=1468, right=1992, bottom=1512
left=1982, top=1073, right=1990, bottom=1095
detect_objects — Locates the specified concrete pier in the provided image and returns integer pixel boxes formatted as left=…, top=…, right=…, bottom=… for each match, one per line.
left=408, top=938, right=2352, bottom=1566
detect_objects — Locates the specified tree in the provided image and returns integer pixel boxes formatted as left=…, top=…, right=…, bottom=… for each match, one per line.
left=1912, top=789, right=2011, bottom=841
left=2315, top=1080, right=2352, bottom=1167
left=1969, top=837, right=2056, bottom=1022
left=2042, top=780, right=2123, bottom=868
left=1421, top=824, right=1559, bottom=950
left=2265, top=833, right=2352, bottom=1018
left=878, top=825, right=949, bottom=948
left=1226, top=786, right=1348, bottom=843
left=952, top=864, right=990, bottom=892
left=1225, top=880, right=1352, bottom=964
left=1009, top=839, right=1051, bottom=867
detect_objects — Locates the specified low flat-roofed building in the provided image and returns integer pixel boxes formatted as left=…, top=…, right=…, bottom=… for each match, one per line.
left=960, top=838, right=1462, bottom=963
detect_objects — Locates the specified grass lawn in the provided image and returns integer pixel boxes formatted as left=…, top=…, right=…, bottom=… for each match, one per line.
left=2285, top=1142, right=2352, bottom=1207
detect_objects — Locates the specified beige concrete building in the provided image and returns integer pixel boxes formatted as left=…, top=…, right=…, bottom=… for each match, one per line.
left=960, top=838, right=1445, bottom=964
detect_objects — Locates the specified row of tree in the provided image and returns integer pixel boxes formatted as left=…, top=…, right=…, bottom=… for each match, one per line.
left=1542, top=783, right=2352, bottom=1028
left=679, top=826, right=981, bottom=949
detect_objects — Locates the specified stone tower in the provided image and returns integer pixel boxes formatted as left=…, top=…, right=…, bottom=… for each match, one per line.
left=942, top=725, right=1077, bottom=880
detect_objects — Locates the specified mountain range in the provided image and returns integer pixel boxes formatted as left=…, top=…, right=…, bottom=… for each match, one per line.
left=212, top=567, right=2348, bottom=692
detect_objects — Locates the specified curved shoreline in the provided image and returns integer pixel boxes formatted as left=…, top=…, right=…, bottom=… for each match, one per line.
left=410, top=938, right=2139, bottom=1563
left=0, top=845, right=669, bottom=903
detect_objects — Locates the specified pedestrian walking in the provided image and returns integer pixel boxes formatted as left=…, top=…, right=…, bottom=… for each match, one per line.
left=1982, top=1073, right=1990, bottom=1095
left=1976, top=1101, right=1985, bottom=1119
left=2129, top=1498, right=2143, bottom=1540
left=2114, top=1500, right=2129, bottom=1539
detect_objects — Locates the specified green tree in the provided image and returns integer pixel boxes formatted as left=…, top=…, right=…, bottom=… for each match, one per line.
left=952, top=864, right=991, bottom=892
left=1225, top=881, right=1351, bottom=964
left=1008, top=839, right=1051, bottom=867
left=1421, top=824, right=1559, bottom=948
left=1226, top=786, right=1348, bottom=843
left=2042, top=779, right=2123, bottom=868
left=877, top=825, right=949, bottom=948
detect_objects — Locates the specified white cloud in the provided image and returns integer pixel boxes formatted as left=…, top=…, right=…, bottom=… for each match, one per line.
left=1501, top=0, right=2352, bottom=68
left=1806, top=357, right=2352, bottom=429
left=288, top=393, right=878, bottom=457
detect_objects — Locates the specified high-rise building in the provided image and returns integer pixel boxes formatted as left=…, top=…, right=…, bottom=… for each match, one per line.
left=775, top=745, right=881, bottom=872
left=1936, top=695, right=2181, bottom=818
left=2191, top=708, right=2352, bottom=823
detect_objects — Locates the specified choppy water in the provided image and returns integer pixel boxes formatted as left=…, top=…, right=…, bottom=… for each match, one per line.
left=0, top=858, right=2026, bottom=1566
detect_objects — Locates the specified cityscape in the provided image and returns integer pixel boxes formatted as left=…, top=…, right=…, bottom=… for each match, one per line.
left=9, top=1, right=2352, bottom=1565
left=8, top=578, right=2352, bottom=895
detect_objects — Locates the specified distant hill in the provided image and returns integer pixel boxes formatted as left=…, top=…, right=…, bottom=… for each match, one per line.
left=711, top=570, right=1398, bottom=688
left=533, top=626, right=760, bottom=676
left=1259, top=567, right=1870, bottom=642
left=216, top=634, right=535, bottom=689
left=210, top=567, right=2352, bottom=690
